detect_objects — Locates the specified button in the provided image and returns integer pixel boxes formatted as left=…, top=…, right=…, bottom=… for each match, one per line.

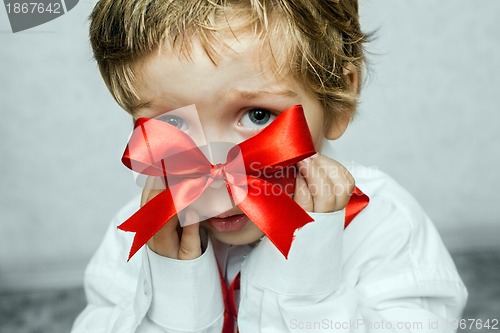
left=143, top=280, right=149, bottom=296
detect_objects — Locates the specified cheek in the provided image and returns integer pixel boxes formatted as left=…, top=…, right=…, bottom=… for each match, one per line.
left=312, top=125, right=325, bottom=149
left=304, top=114, right=326, bottom=149
left=299, top=101, right=327, bottom=148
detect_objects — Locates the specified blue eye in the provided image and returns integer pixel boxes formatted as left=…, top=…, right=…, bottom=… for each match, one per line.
left=158, top=114, right=188, bottom=131
left=240, top=108, right=276, bottom=129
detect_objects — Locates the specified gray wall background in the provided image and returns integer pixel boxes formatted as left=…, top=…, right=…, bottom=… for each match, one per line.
left=1, top=1, right=499, bottom=290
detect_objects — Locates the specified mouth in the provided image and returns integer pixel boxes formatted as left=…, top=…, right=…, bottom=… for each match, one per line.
left=206, top=214, right=249, bottom=232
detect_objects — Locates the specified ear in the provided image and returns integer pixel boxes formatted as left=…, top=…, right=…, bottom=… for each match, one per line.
left=325, top=63, right=360, bottom=140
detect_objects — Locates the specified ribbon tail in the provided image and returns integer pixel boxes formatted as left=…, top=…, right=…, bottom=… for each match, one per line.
left=118, top=189, right=177, bottom=261
left=235, top=177, right=313, bottom=259
left=345, top=186, right=370, bottom=228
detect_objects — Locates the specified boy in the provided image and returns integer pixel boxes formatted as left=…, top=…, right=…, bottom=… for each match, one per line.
left=73, top=0, right=467, bottom=332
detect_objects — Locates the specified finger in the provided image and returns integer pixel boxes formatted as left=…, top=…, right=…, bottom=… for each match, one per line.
left=313, top=155, right=356, bottom=193
left=178, top=210, right=201, bottom=260
left=294, top=172, right=314, bottom=212
left=147, top=215, right=180, bottom=258
left=140, top=177, right=156, bottom=207
left=314, top=156, right=355, bottom=208
left=298, top=156, right=335, bottom=212
left=306, top=155, right=355, bottom=212
left=141, top=176, right=166, bottom=207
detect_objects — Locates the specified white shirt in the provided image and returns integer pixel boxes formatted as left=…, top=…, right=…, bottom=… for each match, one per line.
left=72, top=163, right=467, bottom=332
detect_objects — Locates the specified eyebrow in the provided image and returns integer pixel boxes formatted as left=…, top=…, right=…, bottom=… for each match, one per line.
left=225, top=88, right=297, bottom=100
left=131, top=88, right=297, bottom=113
left=131, top=101, right=152, bottom=113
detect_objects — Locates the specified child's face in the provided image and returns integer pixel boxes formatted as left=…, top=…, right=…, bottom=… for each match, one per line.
left=133, top=32, right=345, bottom=246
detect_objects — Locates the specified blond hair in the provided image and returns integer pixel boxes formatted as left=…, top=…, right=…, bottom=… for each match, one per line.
left=89, top=0, right=367, bottom=122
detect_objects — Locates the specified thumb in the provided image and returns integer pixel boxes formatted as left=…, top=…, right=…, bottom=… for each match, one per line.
left=178, top=210, right=201, bottom=260
left=294, top=172, right=314, bottom=212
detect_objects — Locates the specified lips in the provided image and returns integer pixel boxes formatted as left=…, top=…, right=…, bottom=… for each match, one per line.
left=207, top=214, right=249, bottom=232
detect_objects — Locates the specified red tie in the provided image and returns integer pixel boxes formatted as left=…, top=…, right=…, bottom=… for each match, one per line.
left=219, top=269, right=240, bottom=333
left=219, top=187, right=369, bottom=332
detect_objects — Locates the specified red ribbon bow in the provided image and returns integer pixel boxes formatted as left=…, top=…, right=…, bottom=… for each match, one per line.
left=119, top=105, right=319, bottom=260
left=118, top=105, right=370, bottom=261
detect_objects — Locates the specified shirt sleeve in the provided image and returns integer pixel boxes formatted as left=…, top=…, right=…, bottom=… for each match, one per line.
left=238, top=187, right=468, bottom=332
left=71, top=199, right=224, bottom=333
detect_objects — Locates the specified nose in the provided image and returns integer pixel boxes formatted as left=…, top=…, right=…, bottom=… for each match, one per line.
left=190, top=185, right=236, bottom=220
left=202, top=125, right=240, bottom=145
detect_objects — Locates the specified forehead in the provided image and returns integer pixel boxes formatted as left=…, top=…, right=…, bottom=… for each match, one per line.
left=153, top=26, right=277, bottom=74
left=133, top=30, right=293, bottom=104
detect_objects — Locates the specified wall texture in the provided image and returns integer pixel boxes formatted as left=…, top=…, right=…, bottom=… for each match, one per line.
left=0, top=2, right=139, bottom=290
left=1, top=0, right=499, bottom=290
left=331, top=0, right=500, bottom=252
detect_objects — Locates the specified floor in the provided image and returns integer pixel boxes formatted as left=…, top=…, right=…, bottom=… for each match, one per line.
left=0, top=250, right=499, bottom=333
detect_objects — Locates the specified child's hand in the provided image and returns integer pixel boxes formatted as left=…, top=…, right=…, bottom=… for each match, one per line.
left=141, top=177, right=202, bottom=260
left=294, top=154, right=355, bottom=213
